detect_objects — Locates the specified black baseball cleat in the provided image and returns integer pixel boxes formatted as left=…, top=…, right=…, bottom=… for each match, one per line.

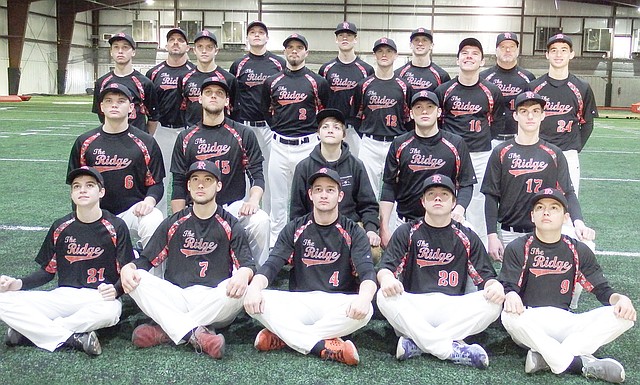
left=69, top=331, right=102, bottom=356
left=5, top=328, right=31, bottom=347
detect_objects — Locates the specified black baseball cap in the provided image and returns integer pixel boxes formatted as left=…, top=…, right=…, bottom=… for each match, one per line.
left=108, top=32, right=136, bottom=49
left=458, top=37, right=483, bottom=57
left=514, top=91, right=546, bottom=109
left=283, top=34, right=308, bottom=50
left=411, top=90, right=440, bottom=107
left=316, top=108, right=345, bottom=126
left=308, top=168, right=342, bottom=189
left=247, top=20, right=268, bottom=34
left=373, top=37, right=397, bottom=52
left=66, top=166, right=105, bottom=186
left=496, top=32, right=519, bottom=47
left=166, top=27, right=188, bottom=41
left=194, top=30, right=218, bottom=45
left=335, top=21, right=357, bottom=35
left=99, top=83, right=133, bottom=102
left=547, top=33, right=572, bottom=49
left=200, top=76, right=230, bottom=95
left=531, top=188, right=568, bottom=211
left=410, top=27, right=433, bottom=41
left=421, top=174, right=456, bottom=196
left=186, top=160, right=222, bottom=181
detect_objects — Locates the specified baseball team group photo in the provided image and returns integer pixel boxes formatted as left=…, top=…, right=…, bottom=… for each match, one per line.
left=0, top=1, right=639, bottom=384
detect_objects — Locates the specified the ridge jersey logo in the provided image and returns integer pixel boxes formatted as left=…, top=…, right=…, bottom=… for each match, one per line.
left=408, top=148, right=446, bottom=171
left=404, top=72, right=433, bottom=90
left=492, top=79, right=522, bottom=96
left=543, top=99, right=573, bottom=116
left=64, top=236, right=105, bottom=263
left=415, top=240, right=455, bottom=267
left=245, top=69, right=269, bottom=88
left=508, top=153, right=548, bottom=176
left=159, top=73, right=179, bottom=90
left=193, top=138, right=231, bottom=160
left=449, top=96, right=482, bottom=117
left=329, top=73, right=358, bottom=92
left=366, top=90, right=397, bottom=111
left=91, top=148, right=132, bottom=172
left=180, top=230, right=218, bottom=257
left=301, top=238, right=340, bottom=266
left=528, top=247, right=572, bottom=277
left=276, top=86, right=308, bottom=105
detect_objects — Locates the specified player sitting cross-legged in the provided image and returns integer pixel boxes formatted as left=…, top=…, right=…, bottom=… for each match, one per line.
left=244, top=168, right=377, bottom=366
left=0, top=167, right=135, bottom=356
left=120, top=160, right=255, bottom=359
left=377, top=174, right=505, bottom=369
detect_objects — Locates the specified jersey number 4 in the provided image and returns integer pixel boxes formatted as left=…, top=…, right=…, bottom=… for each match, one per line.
left=329, top=271, right=340, bottom=287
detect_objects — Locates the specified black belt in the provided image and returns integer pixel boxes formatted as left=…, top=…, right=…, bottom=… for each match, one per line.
left=363, top=133, right=395, bottom=142
left=496, top=134, right=515, bottom=141
left=244, top=120, right=268, bottom=127
left=162, top=123, right=184, bottom=129
left=501, top=224, right=532, bottom=233
left=273, top=134, right=310, bottom=146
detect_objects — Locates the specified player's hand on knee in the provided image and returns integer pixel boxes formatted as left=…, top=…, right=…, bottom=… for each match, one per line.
left=226, top=275, right=248, bottom=299
left=367, top=231, right=381, bottom=247
left=239, top=201, right=259, bottom=217
left=133, top=198, right=155, bottom=217
left=346, top=296, right=371, bottom=320
left=379, top=275, right=404, bottom=297
left=483, top=279, right=505, bottom=304
left=243, top=287, right=265, bottom=315
left=611, top=294, right=637, bottom=322
left=487, top=234, right=504, bottom=262
left=0, top=275, right=22, bottom=292
left=503, top=292, right=524, bottom=314
left=98, top=283, right=117, bottom=301
left=451, top=205, right=466, bottom=223
left=120, top=263, right=141, bottom=293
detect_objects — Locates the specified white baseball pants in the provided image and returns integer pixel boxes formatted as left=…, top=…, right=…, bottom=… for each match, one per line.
left=225, top=200, right=271, bottom=266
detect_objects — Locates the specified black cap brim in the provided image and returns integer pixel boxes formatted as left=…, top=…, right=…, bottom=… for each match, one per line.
left=66, top=167, right=104, bottom=186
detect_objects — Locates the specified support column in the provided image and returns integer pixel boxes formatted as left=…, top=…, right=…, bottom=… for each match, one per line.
left=7, top=0, right=30, bottom=95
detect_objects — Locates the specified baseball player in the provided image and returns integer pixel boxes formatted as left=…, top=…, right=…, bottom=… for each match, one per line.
left=69, top=83, right=165, bottom=251
left=482, top=92, right=595, bottom=263
left=243, top=168, right=377, bottom=366
left=480, top=32, right=535, bottom=147
left=499, top=188, right=635, bottom=383
left=529, top=34, right=598, bottom=196
left=395, top=28, right=451, bottom=93
left=351, top=37, right=413, bottom=199
left=146, top=27, right=195, bottom=215
left=230, top=20, right=286, bottom=214
left=289, top=108, right=381, bottom=257
left=180, top=30, right=238, bottom=128
left=0, top=167, right=134, bottom=356
left=261, top=33, right=330, bottom=247
left=379, top=90, right=476, bottom=247
left=377, top=174, right=504, bottom=368
left=120, top=160, right=255, bottom=359
left=171, top=76, right=270, bottom=265
left=92, top=33, right=159, bottom=134
left=318, top=21, right=374, bottom=156
left=434, top=38, right=505, bottom=247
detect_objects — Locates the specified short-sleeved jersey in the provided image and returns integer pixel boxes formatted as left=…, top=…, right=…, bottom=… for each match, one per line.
left=36, top=210, right=134, bottom=289
left=319, top=57, right=374, bottom=127
left=480, top=65, right=535, bottom=136
left=394, top=61, right=451, bottom=92
left=351, top=76, right=413, bottom=136
left=92, top=70, right=159, bottom=132
left=137, top=206, right=255, bottom=288
left=379, top=219, right=496, bottom=295
left=529, top=74, right=598, bottom=151
left=381, top=130, right=476, bottom=220
left=258, top=213, right=376, bottom=293
left=261, top=67, right=330, bottom=137
left=146, top=61, right=196, bottom=127
left=68, top=125, right=166, bottom=215
left=230, top=51, right=286, bottom=122
left=171, top=118, right=264, bottom=205
left=180, top=66, right=238, bottom=127
left=499, top=234, right=610, bottom=310
left=481, top=139, right=576, bottom=232
left=434, top=78, right=505, bottom=152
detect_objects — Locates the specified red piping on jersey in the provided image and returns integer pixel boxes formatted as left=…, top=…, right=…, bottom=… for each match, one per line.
left=100, top=218, right=120, bottom=272
left=291, top=219, right=313, bottom=265
left=429, top=66, right=442, bottom=85
left=224, top=123, right=249, bottom=168
left=214, top=214, right=240, bottom=270
left=499, top=143, right=514, bottom=164
left=320, top=61, right=336, bottom=77
left=394, top=220, right=424, bottom=278
left=269, top=73, right=287, bottom=116
left=182, top=125, right=202, bottom=155
left=539, top=143, right=559, bottom=167
left=394, top=136, right=416, bottom=179
left=451, top=222, right=482, bottom=285
left=131, top=76, right=148, bottom=115
left=149, top=64, right=165, bottom=82
left=128, top=132, right=156, bottom=186
left=46, top=218, right=75, bottom=274
left=356, top=77, right=376, bottom=119
left=269, top=57, right=284, bottom=72
left=235, top=57, right=251, bottom=77
left=441, top=137, right=462, bottom=190
left=516, top=70, right=531, bottom=83
left=152, top=212, right=192, bottom=266
left=304, top=73, right=322, bottom=113
left=567, top=81, right=585, bottom=124
left=79, top=132, right=102, bottom=167
left=478, top=82, right=495, bottom=126
left=394, top=78, right=411, bottom=122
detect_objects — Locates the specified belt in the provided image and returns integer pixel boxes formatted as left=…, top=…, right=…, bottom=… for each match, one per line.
left=501, top=224, right=532, bottom=233
left=244, top=120, right=268, bottom=127
left=496, top=134, right=515, bottom=141
left=161, top=123, right=185, bottom=129
left=363, top=133, right=395, bottom=142
left=273, top=133, right=310, bottom=146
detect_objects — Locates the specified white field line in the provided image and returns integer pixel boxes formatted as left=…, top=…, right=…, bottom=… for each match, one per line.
left=582, top=177, right=640, bottom=182
left=582, top=150, right=640, bottom=154
left=0, top=158, right=66, bottom=162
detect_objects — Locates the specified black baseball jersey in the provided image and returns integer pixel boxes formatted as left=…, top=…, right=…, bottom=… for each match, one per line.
left=258, top=213, right=376, bottom=293
left=146, top=61, right=196, bottom=127
left=230, top=51, right=286, bottom=122
left=394, top=61, right=451, bottom=92
left=35, top=210, right=134, bottom=289
left=290, top=142, right=379, bottom=232
left=261, top=67, right=330, bottom=137
left=170, top=117, right=264, bottom=206
left=351, top=75, right=413, bottom=136
left=92, top=70, right=159, bottom=132
left=481, top=139, right=580, bottom=233
left=434, top=77, right=506, bottom=152
left=135, top=206, right=255, bottom=289
left=68, top=125, right=166, bottom=215
left=379, top=219, right=496, bottom=295
left=319, top=57, right=374, bottom=127
left=180, top=66, right=238, bottom=127
left=381, top=130, right=477, bottom=220
left=529, top=74, right=598, bottom=151
left=480, top=65, right=535, bottom=136
left=499, top=234, right=613, bottom=310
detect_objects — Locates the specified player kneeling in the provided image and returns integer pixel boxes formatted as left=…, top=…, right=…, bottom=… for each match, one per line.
left=243, top=168, right=377, bottom=365
left=120, top=161, right=255, bottom=359
left=0, top=167, right=135, bottom=356
left=499, top=189, right=636, bottom=383
left=377, top=174, right=505, bottom=368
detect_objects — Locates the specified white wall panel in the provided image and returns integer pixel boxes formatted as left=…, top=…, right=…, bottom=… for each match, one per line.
left=0, top=39, right=7, bottom=96
left=28, top=0, right=55, bottom=15
left=19, top=42, right=56, bottom=94
left=25, top=13, right=56, bottom=41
